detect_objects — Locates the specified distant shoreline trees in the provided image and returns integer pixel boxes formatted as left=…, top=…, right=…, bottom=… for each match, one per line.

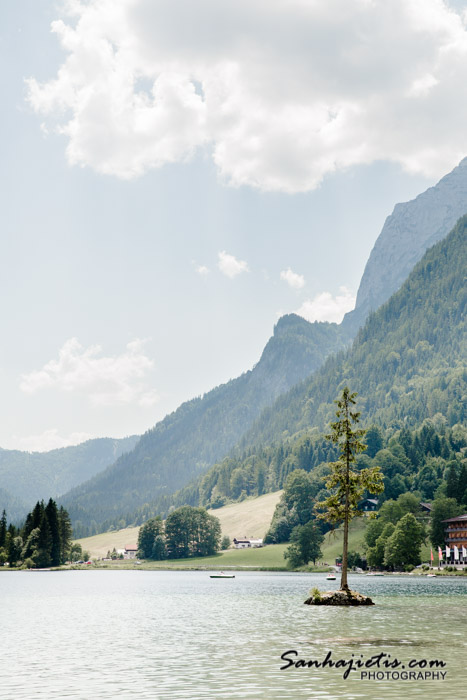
left=0, top=500, right=73, bottom=568
left=137, top=505, right=221, bottom=560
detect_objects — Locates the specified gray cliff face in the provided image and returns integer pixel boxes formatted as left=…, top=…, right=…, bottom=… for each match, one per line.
left=343, top=157, right=467, bottom=332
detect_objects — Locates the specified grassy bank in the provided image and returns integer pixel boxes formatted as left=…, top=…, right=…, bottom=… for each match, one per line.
left=74, top=526, right=140, bottom=558
left=208, top=490, right=282, bottom=539
left=74, top=491, right=283, bottom=558
left=73, top=504, right=438, bottom=572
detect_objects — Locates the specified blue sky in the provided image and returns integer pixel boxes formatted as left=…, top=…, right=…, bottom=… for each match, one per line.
left=2, top=0, right=467, bottom=451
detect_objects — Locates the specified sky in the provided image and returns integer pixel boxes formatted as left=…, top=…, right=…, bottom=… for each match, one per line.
left=2, top=0, right=467, bottom=452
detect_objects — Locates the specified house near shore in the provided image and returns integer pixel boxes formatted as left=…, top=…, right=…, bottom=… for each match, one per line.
left=233, top=537, right=264, bottom=549
left=124, top=545, right=138, bottom=559
left=442, top=514, right=467, bottom=565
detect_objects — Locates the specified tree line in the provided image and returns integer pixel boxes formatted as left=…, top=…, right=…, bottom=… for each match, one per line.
left=137, top=505, right=221, bottom=560
left=0, top=499, right=73, bottom=568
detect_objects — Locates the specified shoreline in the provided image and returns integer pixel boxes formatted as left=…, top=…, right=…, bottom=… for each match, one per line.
left=2, top=563, right=467, bottom=575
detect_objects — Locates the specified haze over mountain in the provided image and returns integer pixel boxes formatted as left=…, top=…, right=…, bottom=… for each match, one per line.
left=65, top=207, right=466, bottom=535
left=168, top=214, right=467, bottom=513
left=0, top=436, right=139, bottom=521
left=5, top=159, right=467, bottom=534
left=61, top=316, right=351, bottom=534
left=241, top=215, right=466, bottom=446
left=343, top=156, right=467, bottom=332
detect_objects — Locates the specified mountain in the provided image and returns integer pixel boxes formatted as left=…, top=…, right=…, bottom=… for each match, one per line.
left=0, top=436, right=139, bottom=519
left=0, top=488, right=28, bottom=524
left=343, top=156, right=467, bottom=332
left=60, top=315, right=351, bottom=534
left=171, top=215, right=466, bottom=513
left=61, top=162, right=467, bottom=534
left=241, top=214, right=467, bottom=447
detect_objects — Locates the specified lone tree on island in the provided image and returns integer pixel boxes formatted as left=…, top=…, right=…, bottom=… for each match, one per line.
left=316, top=387, right=384, bottom=592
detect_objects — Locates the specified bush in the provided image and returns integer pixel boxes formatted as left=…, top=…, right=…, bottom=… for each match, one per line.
left=404, top=564, right=415, bottom=572
left=309, top=587, right=321, bottom=602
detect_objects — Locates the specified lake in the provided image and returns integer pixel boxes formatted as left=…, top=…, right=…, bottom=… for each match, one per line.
left=1, top=571, right=466, bottom=699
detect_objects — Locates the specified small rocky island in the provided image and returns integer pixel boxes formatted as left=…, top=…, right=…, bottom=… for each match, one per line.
left=304, top=587, right=374, bottom=606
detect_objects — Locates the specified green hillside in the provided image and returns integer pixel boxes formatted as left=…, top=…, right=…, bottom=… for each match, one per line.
left=207, top=490, right=282, bottom=539
left=75, top=519, right=379, bottom=570
left=74, top=492, right=282, bottom=557
left=242, top=215, right=466, bottom=446
left=134, top=220, right=466, bottom=520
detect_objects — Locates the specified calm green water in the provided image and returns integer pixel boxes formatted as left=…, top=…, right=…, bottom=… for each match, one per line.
left=1, top=571, right=465, bottom=699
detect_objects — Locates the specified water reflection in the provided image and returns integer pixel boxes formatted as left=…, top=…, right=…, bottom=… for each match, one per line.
left=0, top=571, right=465, bottom=699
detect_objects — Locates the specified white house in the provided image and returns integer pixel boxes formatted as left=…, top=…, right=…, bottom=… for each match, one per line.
left=124, top=544, right=138, bottom=559
left=233, top=537, right=264, bottom=549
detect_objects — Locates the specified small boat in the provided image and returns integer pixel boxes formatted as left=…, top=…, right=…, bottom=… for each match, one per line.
left=326, top=574, right=336, bottom=580
left=366, top=572, right=384, bottom=576
left=210, top=572, right=235, bottom=578
left=427, top=574, right=436, bottom=577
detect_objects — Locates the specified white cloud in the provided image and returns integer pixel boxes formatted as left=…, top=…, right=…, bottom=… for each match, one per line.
left=28, top=0, right=467, bottom=192
left=26, top=0, right=467, bottom=192
left=20, top=338, right=158, bottom=407
left=296, top=287, right=356, bottom=323
left=196, top=264, right=210, bottom=276
left=280, top=267, right=305, bottom=289
left=218, top=250, right=249, bottom=278
left=7, top=429, right=93, bottom=453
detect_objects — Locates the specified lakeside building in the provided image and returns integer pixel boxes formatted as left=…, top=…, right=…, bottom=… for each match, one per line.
left=442, top=514, right=467, bottom=565
left=233, top=538, right=264, bottom=549
left=358, top=498, right=379, bottom=514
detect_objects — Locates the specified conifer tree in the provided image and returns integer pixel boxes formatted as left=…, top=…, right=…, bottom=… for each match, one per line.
left=45, top=499, right=61, bottom=566
left=445, top=463, right=459, bottom=500
left=316, top=387, right=384, bottom=591
left=36, top=514, right=53, bottom=568
left=0, top=510, right=7, bottom=549
left=58, top=506, right=73, bottom=564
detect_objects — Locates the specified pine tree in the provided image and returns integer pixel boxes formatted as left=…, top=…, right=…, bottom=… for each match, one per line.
left=45, top=499, right=61, bottom=566
left=365, top=425, right=383, bottom=458
left=0, top=510, right=7, bottom=549
left=316, top=387, right=384, bottom=591
left=457, top=463, right=467, bottom=505
left=36, top=514, right=53, bottom=568
left=58, top=506, right=73, bottom=564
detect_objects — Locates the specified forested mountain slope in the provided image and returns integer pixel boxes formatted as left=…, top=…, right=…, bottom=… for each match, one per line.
left=61, top=315, right=350, bottom=534
left=242, top=215, right=466, bottom=447
left=0, top=436, right=139, bottom=519
left=71, top=214, right=466, bottom=534
left=343, top=156, right=467, bottom=332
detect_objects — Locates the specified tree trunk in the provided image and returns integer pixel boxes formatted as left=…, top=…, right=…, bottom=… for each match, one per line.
left=340, top=416, right=351, bottom=592
left=340, top=494, right=350, bottom=591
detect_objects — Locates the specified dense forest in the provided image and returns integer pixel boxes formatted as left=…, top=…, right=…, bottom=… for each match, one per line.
left=264, top=421, right=467, bottom=543
left=137, top=506, right=221, bottom=560
left=0, top=500, right=73, bottom=568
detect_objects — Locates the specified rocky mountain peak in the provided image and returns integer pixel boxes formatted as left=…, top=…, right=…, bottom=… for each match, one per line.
left=342, top=156, right=467, bottom=332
